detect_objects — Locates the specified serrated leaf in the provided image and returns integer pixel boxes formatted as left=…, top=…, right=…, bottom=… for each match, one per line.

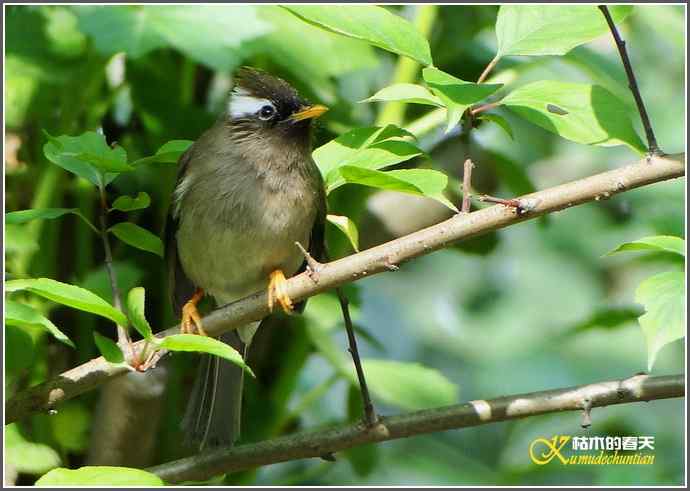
left=608, top=236, right=685, bottom=257
left=496, top=5, right=634, bottom=57
left=110, top=192, right=151, bottom=212
left=635, top=271, right=685, bottom=370
left=422, top=67, right=502, bottom=132
left=35, top=466, right=164, bottom=486
left=326, top=214, right=360, bottom=252
left=6, top=278, right=127, bottom=326
left=5, top=424, right=62, bottom=475
left=159, top=334, right=254, bottom=376
left=361, top=83, right=443, bottom=107
left=502, top=80, right=646, bottom=153
left=131, top=139, right=193, bottom=166
left=285, top=5, right=432, bottom=65
left=5, top=299, right=75, bottom=348
left=93, top=331, right=125, bottom=364
left=339, top=166, right=458, bottom=212
left=126, top=287, right=154, bottom=340
left=43, top=131, right=132, bottom=186
left=350, top=359, right=459, bottom=410
left=5, top=207, right=98, bottom=232
left=109, top=222, right=163, bottom=257
left=478, top=113, right=514, bottom=139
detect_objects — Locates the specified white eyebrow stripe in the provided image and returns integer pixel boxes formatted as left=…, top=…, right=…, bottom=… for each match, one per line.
left=228, top=91, right=273, bottom=119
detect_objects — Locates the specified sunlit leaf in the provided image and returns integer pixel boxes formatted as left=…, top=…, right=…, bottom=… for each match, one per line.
left=36, top=466, right=164, bottom=486
left=131, top=140, right=194, bottom=166
left=5, top=299, right=74, bottom=348
left=495, top=5, right=634, bottom=57
left=327, top=214, right=360, bottom=252
left=93, top=331, right=125, bottom=364
left=422, top=67, right=502, bottom=132
left=6, top=278, right=127, bottom=326
left=159, top=334, right=254, bottom=376
left=127, top=287, right=154, bottom=340
left=502, top=80, right=646, bottom=153
left=608, top=235, right=685, bottom=257
left=109, top=222, right=164, bottom=257
left=635, top=271, right=685, bottom=371
left=339, top=166, right=458, bottom=212
left=285, top=5, right=432, bottom=65
left=5, top=208, right=98, bottom=232
left=361, top=83, right=443, bottom=107
left=5, top=424, right=62, bottom=475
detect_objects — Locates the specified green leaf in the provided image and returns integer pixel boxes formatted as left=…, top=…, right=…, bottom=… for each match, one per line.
left=93, top=332, right=125, bottom=364
left=127, top=287, right=154, bottom=340
left=5, top=207, right=98, bottom=232
left=339, top=166, right=458, bottom=212
left=285, top=5, right=432, bottom=65
left=635, top=271, right=685, bottom=371
left=5, top=424, right=62, bottom=475
left=495, top=5, right=634, bottom=57
left=422, top=67, right=502, bottom=132
left=608, top=235, right=685, bottom=257
left=5, top=325, right=35, bottom=373
left=110, top=192, right=151, bottom=212
left=76, top=6, right=271, bottom=71
left=5, top=299, right=75, bottom=348
left=361, top=83, right=443, bottom=107
left=478, top=113, right=514, bottom=140
left=159, top=334, right=254, bottom=376
left=35, top=466, right=164, bottom=486
left=131, top=139, right=193, bottom=166
left=326, top=214, right=360, bottom=252
left=313, top=125, right=423, bottom=193
left=43, top=131, right=132, bottom=186
left=6, top=278, right=127, bottom=326
left=502, top=80, right=646, bottom=153
left=352, top=359, right=459, bottom=411
left=561, top=306, right=643, bottom=337
left=109, top=222, right=164, bottom=257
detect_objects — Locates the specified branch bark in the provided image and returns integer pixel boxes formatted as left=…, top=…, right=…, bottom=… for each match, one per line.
left=5, top=153, right=685, bottom=424
left=147, top=373, right=685, bottom=483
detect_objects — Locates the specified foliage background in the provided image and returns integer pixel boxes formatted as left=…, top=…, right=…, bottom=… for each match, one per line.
left=4, top=4, right=685, bottom=486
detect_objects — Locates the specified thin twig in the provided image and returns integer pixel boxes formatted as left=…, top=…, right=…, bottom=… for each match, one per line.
left=97, top=186, right=133, bottom=358
left=477, top=55, right=499, bottom=84
left=336, top=287, right=377, bottom=427
left=470, top=101, right=500, bottom=116
left=5, top=153, right=685, bottom=424
left=598, top=5, right=660, bottom=155
left=147, top=373, right=684, bottom=483
left=461, top=159, right=475, bottom=213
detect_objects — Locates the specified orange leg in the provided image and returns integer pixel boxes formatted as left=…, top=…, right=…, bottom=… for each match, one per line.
left=268, top=270, right=294, bottom=314
left=181, top=288, right=207, bottom=336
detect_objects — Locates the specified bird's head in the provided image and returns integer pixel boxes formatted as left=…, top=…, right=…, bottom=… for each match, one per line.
left=226, top=67, right=328, bottom=146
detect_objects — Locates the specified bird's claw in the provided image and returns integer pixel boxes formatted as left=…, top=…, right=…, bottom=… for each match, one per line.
left=268, top=269, right=294, bottom=314
left=181, top=289, right=207, bottom=336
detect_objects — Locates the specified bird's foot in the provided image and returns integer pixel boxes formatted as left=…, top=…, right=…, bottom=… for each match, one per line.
left=268, top=269, right=294, bottom=314
left=181, top=288, right=207, bottom=336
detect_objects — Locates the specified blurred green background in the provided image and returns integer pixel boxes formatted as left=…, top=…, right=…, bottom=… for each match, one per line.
left=4, top=4, right=685, bottom=486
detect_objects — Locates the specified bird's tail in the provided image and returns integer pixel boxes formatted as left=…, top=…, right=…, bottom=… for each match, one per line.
left=181, top=329, right=248, bottom=450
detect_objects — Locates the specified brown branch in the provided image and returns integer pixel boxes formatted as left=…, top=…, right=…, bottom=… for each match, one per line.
left=477, top=55, right=499, bottom=84
left=147, top=373, right=685, bottom=483
left=461, top=159, right=475, bottom=213
left=5, top=153, right=685, bottom=424
left=599, top=5, right=660, bottom=155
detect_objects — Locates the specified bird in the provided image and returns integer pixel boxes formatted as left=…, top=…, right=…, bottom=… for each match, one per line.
left=165, top=67, right=328, bottom=450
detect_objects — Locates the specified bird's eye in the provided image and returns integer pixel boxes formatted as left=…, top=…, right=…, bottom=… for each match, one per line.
left=258, top=104, right=276, bottom=120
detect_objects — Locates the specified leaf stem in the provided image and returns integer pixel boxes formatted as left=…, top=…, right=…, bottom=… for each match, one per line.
left=598, top=5, right=660, bottom=155
left=98, top=186, right=133, bottom=358
left=477, top=55, right=499, bottom=84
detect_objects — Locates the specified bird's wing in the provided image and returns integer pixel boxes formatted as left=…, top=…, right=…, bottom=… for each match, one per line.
left=294, top=178, right=327, bottom=313
left=165, top=145, right=197, bottom=317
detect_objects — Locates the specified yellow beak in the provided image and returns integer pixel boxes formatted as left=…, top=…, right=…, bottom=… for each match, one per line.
left=290, top=104, right=329, bottom=122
